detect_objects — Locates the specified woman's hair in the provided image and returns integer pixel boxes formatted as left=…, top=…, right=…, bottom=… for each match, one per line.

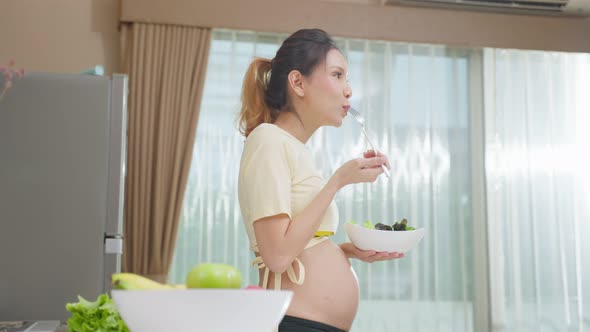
left=238, top=29, right=338, bottom=137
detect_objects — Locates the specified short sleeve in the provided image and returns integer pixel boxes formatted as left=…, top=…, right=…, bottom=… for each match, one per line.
left=239, top=137, right=292, bottom=225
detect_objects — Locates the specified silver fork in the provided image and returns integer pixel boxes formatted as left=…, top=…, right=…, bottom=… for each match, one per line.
left=348, top=107, right=390, bottom=178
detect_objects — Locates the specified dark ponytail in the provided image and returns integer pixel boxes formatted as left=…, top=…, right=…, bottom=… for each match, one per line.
left=239, top=58, right=275, bottom=137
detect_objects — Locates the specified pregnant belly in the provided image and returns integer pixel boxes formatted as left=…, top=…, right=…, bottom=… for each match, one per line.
left=260, top=240, right=360, bottom=331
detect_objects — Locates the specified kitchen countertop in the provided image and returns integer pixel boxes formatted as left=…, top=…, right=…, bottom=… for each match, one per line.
left=0, top=322, right=67, bottom=332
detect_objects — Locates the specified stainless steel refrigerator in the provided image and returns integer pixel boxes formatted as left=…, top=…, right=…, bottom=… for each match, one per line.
left=0, top=72, right=128, bottom=322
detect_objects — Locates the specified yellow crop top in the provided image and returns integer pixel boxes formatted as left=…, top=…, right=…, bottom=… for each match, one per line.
left=237, top=123, right=339, bottom=290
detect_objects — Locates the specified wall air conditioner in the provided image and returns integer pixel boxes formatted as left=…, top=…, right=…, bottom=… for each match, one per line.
left=382, top=0, right=590, bottom=16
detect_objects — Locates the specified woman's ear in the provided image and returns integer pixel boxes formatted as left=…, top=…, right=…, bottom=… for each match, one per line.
left=287, top=70, right=305, bottom=97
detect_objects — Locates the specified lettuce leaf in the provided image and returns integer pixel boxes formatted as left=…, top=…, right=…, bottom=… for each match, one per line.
left=65, top=293, right=129, bottom=332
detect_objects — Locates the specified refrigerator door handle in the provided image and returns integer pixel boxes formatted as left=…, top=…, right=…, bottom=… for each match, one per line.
left=104, top=234, right=123, bottom=254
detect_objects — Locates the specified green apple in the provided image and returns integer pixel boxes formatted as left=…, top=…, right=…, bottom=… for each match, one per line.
left=186, top=263, right=242, bottom=289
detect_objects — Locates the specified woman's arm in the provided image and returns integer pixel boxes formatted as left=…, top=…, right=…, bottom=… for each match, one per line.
left=253, top=156, right=387, bottom=273
left=253, top=177, right=339, bottom=273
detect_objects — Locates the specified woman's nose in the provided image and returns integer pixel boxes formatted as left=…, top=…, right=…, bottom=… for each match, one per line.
left=344, top=84, right=352, bottom=99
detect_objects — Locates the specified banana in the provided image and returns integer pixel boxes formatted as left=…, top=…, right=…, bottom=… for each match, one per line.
left=111, top=273, right=174, bottom=290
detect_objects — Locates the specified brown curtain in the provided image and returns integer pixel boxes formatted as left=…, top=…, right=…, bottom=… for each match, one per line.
left=120, top=22, right=211, bottom=283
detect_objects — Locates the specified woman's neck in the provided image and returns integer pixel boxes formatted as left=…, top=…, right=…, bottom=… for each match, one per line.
left=273, top=111, right=318, bottom=145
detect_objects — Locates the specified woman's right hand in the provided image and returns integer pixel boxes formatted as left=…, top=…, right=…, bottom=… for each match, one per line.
left=330, top=155, right=389, bottom=189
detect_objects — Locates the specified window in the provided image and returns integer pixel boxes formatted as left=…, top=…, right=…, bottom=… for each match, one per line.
left=169, top=29, right=590, bottom=331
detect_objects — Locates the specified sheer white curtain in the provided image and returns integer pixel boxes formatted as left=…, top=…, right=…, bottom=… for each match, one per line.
left=169, top=29, right=479, bottom=332
left=485, top=49, right=590, bottom=331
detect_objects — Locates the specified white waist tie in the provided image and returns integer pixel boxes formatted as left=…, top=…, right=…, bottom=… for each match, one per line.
left=251, top=236, right=329, bottom=290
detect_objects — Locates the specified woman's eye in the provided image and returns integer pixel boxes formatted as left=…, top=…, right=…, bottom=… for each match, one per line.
left=334, top=72, right=342, bottom=79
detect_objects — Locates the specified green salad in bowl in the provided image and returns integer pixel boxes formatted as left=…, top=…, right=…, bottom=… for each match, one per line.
left=344, top=219, right=425, bottom=253
left=353, top=219, right=416, bottom=231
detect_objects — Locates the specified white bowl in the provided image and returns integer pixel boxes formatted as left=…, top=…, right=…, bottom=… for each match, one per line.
left=344, top=222, right=425, bottom=253
left=111, top=289, right=293, bottom=332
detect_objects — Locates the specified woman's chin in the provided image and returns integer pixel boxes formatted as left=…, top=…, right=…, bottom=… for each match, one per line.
left=331, top=117, right=344, bottom=127
left=321, top=116, right=344, bottom=128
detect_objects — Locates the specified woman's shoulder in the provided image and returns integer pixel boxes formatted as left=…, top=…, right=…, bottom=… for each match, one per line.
left=246, top=123, right=303, bottom=148
left=241, top=123, right=307, bottom=168
left=246, top=123, right=279, bottom=140
left=242, top=123, right=286, bottom=156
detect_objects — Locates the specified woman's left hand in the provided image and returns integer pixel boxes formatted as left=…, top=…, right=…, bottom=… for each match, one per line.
left=340, top=242, right=404, bottom=263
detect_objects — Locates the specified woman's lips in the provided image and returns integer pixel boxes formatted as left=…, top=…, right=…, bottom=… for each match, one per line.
left=343, top=105, right=350, bottom=116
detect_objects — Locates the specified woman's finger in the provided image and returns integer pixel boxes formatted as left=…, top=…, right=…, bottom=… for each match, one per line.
left=383, top=156, right=391, bottom=170
left=388, top=252, right=403, bottom=259
left=359, top=157, right=386, bottom=168
left=375, top=152, right=391, bottom=170
left=363, top=150, right=377, bottom=158
left=357, top=249, right=377, bottom=259
left=366, top=252, right=390, bottom=262
left=373, top=252, right=404, bottom=262
left=363, top=151, right=391, bottom=170
left=357, top=250, right=406, bottom=262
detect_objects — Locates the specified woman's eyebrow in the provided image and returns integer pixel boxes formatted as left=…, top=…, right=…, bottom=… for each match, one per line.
left=328, top=65, right=346, bottom=72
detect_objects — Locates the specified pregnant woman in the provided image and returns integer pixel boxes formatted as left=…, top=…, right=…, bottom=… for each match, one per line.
left=237, top=28, right=404, bottom=332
